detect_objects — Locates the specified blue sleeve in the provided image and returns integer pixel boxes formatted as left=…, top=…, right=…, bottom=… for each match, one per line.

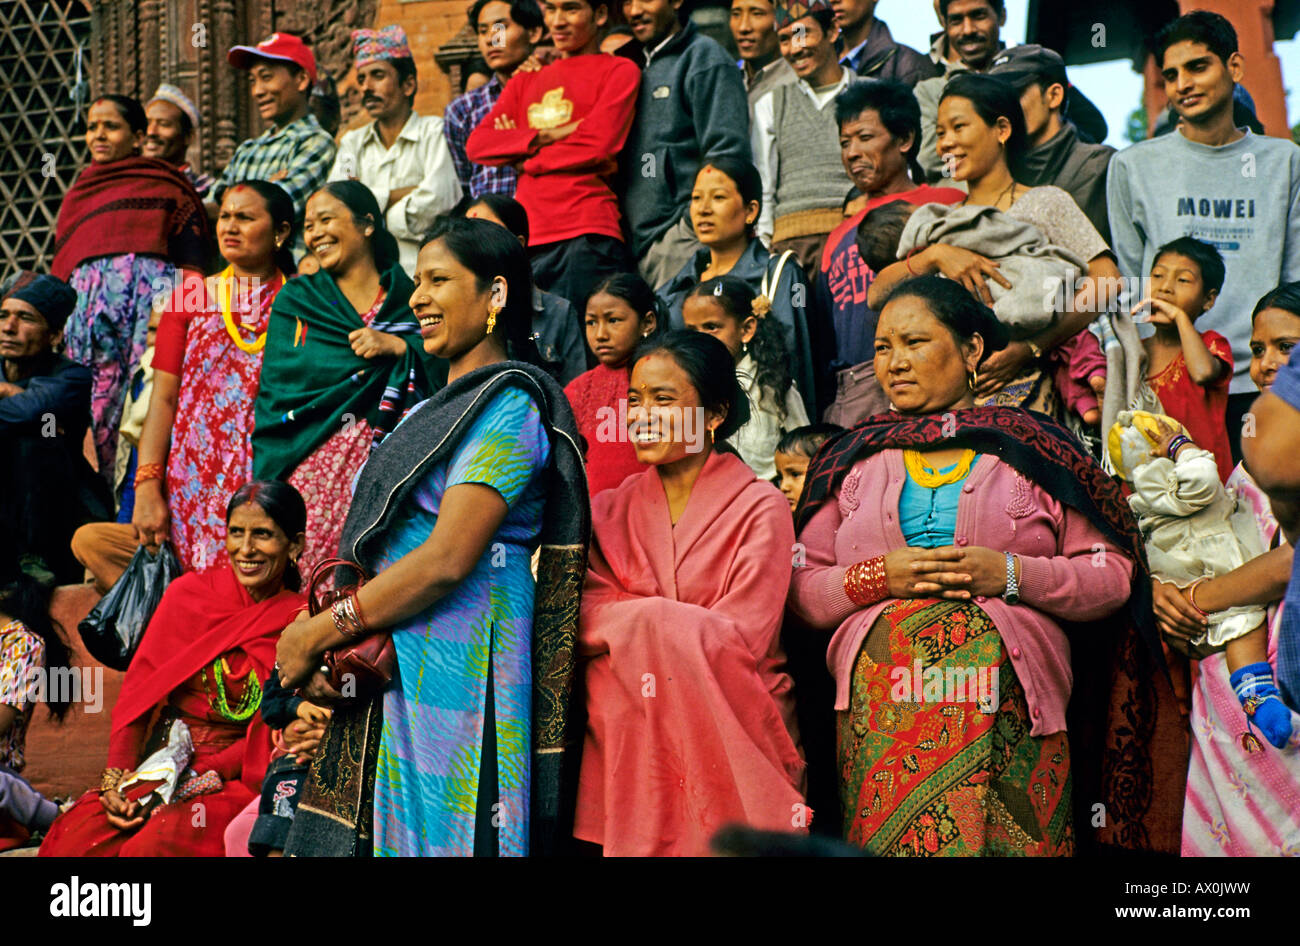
left=0, top=363, right=90, bottom=432
left=446, top=387, right=551, bottom=507
left=1272, top=347, right=1300, bottom=412
left=687, top=60, right=752, bottom=166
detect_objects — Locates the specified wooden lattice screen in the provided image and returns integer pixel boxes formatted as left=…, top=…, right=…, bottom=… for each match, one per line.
left=0, top=0, right=93, bottom=274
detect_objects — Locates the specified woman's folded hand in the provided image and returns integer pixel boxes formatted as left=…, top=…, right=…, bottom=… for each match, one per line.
left=897, top=545, right=1008, bottom=599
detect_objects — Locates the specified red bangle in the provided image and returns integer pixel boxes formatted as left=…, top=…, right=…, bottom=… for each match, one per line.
left=905, top=247, right=920, bottom=277
left=134, top=462, right=165, bottom=487
left=844, top=556, right=888, bottom=606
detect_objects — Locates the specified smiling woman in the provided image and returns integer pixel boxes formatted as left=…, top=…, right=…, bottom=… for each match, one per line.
left=574, top=329, right=805, bottom=855
left=275, top=216, right=589, bottom=858
left=252, top=181, right=446, bottom=575
left=40, top=482, right=308, bottom=857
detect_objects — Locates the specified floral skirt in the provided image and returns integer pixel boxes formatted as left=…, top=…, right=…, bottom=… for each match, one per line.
left=837, top=597, right=1073, bottom=856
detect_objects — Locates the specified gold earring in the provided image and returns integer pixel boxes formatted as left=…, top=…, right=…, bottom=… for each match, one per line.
left=709, top=427, right=715, bottom=443
left=486, top=305, right=500, bottom=334
left=968, top=369, right=978, bottom=390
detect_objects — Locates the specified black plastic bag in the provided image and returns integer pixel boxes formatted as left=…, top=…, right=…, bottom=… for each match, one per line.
left=78, top=543, right=182, bottom=670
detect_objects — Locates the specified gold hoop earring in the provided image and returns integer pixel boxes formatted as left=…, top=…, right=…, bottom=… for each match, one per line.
left=968, top=369, right=979, bottom=391
left=486, top=305, right=500, bottom=335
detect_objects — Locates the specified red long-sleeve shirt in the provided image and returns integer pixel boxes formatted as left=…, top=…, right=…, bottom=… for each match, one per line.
left=467, top=54, right=640, bottom=246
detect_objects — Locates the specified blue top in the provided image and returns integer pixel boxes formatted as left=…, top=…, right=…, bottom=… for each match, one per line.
left=898, top=454, right=978, bottom=548
left=1271, top=347, right=1300, bottom=412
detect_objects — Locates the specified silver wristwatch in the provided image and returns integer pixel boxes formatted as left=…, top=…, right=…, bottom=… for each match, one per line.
left=1002, top=552, right=1020, bottom=605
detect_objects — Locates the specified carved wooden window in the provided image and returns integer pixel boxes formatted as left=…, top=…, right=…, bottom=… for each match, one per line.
left=0, top=0, right=93, bottom=273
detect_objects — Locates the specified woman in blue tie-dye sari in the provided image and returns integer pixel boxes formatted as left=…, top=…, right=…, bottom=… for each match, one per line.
left=274, top=216, right=588, bottom=857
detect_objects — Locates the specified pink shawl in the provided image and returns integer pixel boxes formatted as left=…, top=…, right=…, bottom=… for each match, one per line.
left=573, top=449, right=806, bottom=855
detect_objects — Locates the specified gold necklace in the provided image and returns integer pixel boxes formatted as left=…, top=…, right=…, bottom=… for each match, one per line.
left=219, top=265, right=270, bottom=354
left=903, top=449, right=977, bottom=488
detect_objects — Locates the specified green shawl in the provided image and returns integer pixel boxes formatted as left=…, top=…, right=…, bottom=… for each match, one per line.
left=252, top=264, right=447, bottom=481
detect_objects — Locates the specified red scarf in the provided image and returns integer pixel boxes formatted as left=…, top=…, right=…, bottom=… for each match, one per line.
left=52, top=156, right=209, bottom=281
left=112, top=565, right=304, bottom=792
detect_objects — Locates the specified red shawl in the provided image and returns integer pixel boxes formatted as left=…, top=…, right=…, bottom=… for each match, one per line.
left=574, top=450, right=806, bottom=855
left=52, top=156, right=209, bottom=281
left=109, top=565, right=305, bottom=793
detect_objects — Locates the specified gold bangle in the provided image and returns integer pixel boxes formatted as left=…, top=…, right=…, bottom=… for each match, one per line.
left=99, top=767, right=125, bottom=792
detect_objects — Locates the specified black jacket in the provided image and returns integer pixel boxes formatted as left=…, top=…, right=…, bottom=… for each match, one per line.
left=618, top=22, right=752, bottom=255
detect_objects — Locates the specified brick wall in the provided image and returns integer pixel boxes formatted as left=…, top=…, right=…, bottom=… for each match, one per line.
left=333, top=0, right=474, bottom=141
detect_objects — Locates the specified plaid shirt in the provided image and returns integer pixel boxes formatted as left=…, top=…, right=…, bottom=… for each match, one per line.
left=443, top=76, right=517, bottom=198
left=214, top=112, right=336, bottom=222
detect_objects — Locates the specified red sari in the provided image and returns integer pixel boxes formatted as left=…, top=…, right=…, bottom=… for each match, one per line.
left=574, top=450, right=806, bottom=855
left=40, top=566, right=303, bottom=857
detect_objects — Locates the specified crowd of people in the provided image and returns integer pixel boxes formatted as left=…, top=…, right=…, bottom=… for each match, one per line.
left=1, top=0, right=1299, bottom=857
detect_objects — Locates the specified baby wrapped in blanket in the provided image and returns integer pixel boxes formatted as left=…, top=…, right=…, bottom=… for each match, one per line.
left=857, top=200, right=1110, bottom=427
left=1109, top=410, right=1291, bottom=748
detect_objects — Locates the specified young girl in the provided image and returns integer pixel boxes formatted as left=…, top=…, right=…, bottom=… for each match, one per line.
left=773, top=423, right=844, bottom=511
left=0, top=563, right=73, bottom=851
left=1133, top=236, right=1234, bottom=482
left=564, top=273, right=658, bottom=496
left=682, top=276, right=809, bottom=481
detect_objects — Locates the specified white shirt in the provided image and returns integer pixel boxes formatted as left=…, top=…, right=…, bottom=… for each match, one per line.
left=329, top=111, right=463, bottom=274
left=750, top=67, right=855, bottom=247
left=644, top=28, right=680, bottom=66
left=728, top=352, right=810, bottom=481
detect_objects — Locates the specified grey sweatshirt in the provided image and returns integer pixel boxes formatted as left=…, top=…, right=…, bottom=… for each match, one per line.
left=1107, top=129, right=1300, bottom=394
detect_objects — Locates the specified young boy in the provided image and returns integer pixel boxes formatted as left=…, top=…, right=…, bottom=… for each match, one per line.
left=773, top=423, right=843, bottom=511
left=1107, top=11, right=1300, bottom=465
left=466, top=0, right=640, bottom=311
left=1132, top=236, right=1234, bottom=483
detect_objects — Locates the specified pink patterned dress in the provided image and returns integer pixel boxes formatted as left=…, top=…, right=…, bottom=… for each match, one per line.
left=1182, top=463, right=1300, bottom=855
left=154, top=270, right=285, bottom=573
left=285, top=289, right=384, bottom=574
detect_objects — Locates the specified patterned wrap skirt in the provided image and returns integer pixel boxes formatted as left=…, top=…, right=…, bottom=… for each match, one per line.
left=837, top=597, right=1074, bottom=856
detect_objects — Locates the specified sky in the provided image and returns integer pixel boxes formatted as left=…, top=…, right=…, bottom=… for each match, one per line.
left=878, top=0, right=1300, bottom=148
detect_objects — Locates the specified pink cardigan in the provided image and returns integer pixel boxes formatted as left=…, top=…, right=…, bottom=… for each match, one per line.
left=789, top=449, right=1135, bottom=736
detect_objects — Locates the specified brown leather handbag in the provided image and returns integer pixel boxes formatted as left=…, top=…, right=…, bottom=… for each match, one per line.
left=306, top=558, right=396, bottom=700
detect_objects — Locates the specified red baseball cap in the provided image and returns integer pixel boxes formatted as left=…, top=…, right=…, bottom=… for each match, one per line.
left=228, top=33, right=317, bottom=84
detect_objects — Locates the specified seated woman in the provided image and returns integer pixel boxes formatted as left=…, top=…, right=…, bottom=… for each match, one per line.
left=274, top=217, right=588, bottom=857
left=867, top=74, right=1145, bottom=440
left=1159, top=283, right=1300, bottom=855
left=0, top=555, right=73, bottom=851
left=564, top=272, right=658, bottom=496
left=789, top=275, right=1182, bottom=856
left=253, top=181, right=446, bottom=572
left=574, top=329, right=805, bottom=856
left=39, top=481, right=307, bottom=857
left=682, top=276, right=809, bottom=481
left=656, top=159, right=821, bottom=417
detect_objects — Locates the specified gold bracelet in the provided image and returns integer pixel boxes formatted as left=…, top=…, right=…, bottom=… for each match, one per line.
left=99, top=767, right=125, bottom=792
